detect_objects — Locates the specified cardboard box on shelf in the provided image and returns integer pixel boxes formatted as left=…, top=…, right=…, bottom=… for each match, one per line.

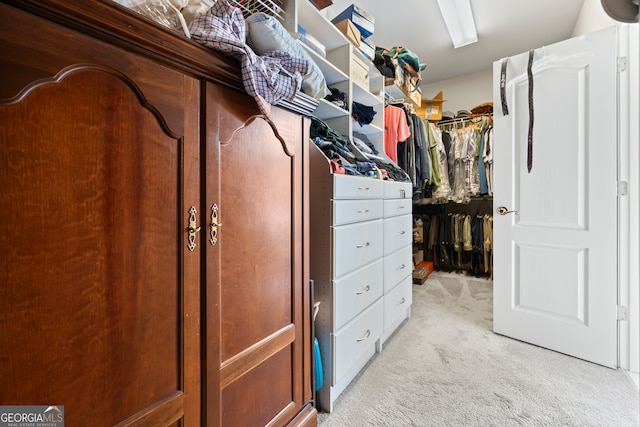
left=385, top=65, right=421, bottom=107
left=310, top=0, right=333, bottom=10
left=358, top=37, right=375, bottom=61
left=418, top=91, right=445, bottom=121
left=334, top=19, right=360, bottom=47
left=331, top=4, right=374, bottom=38
left=351, top=54, right=369, bottom=89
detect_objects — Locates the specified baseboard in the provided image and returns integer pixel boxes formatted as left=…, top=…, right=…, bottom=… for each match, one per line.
left=625, top=370, right=639, bottom=392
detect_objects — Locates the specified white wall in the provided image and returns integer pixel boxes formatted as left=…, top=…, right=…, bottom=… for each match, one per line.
left=420, top=68, right=492, bottom=116
left=572, top=0, right=616, bottom=36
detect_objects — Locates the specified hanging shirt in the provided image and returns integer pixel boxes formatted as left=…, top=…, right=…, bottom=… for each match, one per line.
left=430, top=124, right=452, bottom=200
left=483, top=127, right=494, bottom=196
left=411, top=114, right=430, bottom=187
left=424, top=120, right=441, bottom=186
left=384, top=105, right=411, bottom=163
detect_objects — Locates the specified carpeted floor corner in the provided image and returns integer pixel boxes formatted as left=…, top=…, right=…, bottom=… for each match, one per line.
left=317, top=271, right=640, bottom=427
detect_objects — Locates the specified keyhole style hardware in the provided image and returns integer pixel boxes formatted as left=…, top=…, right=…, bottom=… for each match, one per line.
left=356, top=242, right=370, bottom=248
left=397, top=297, right=406, bottom=305
left=210, top=204, right=222, bottom=246
left=356, top=329, right=371, bottom=342
left=187, top=206, right=201, bottom=251
left=497, top=206, right=518, bottom=216
left=356, top=285, right=371, bottom=295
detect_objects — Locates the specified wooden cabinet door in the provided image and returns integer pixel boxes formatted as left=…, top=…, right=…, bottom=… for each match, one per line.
left=203, top=83, right=314, bottom=426
left=0, top=5, right=201, bottom=426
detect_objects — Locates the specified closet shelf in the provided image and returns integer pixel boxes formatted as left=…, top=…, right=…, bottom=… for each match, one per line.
left=352, top=120, right=382, bottom=135
left=290, top=0, right=348, bottom=50
left=314, top=98, right=349, bottom=120
left=298, top=42, right=348, bottom=85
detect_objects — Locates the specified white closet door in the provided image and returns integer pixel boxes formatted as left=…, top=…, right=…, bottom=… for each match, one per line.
left=493, top=26, right=618, bottom=367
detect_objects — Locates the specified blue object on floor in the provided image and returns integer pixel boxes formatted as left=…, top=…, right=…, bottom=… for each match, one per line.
left=314, top=337, right=323, bottom=391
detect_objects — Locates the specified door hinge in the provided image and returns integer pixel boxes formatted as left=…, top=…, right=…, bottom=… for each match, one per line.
left=617, top=56, right=628, bottom=73
left=617, top=181, right=628, bottom=196
left=617, top=305, right=629, bottom=321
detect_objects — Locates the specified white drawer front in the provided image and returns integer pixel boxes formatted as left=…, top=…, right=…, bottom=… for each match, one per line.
left=383, top=244, right=412, bottom=293
left=383, top=214, right=412, bottom=255
left=334, top=174, right=383, bottom=200
left=334, top=219, right=383, bottom=278
left=383, top=198, right=412, bottom=218
left=383, top=180, right=412, bottom=200
left=383, top=276, right=413, bottom=331
left=334, top=199, right=383, bottom=226
left=334, top=258, right=384, bottom=330
left=333, top=299, right=383, bottom=384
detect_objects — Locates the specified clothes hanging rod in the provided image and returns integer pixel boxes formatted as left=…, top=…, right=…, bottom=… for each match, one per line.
left=434, top=112, right=492, bottom=125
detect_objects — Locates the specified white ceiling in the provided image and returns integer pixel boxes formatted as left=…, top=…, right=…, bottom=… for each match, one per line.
left=325, top=0, right=587, bottom=85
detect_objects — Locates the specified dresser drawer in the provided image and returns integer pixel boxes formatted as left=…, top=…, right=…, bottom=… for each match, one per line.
left=383, top=180, right=412, bottom=200
left=334, top=199, right=383, bottom=226
left=334, top=219, right=383, bottom=278
left=383, top=198, right=412, bottom=218
left=383, top=214, right=412, bottom=255
left=334, top=258, right=384, bottom=330
left=383, top=276, right=412, bottom=331
left=332, top=298, right=383, bottom=384
left=334, top=174, right=383, bottom=200
left=383, top=244, right=412, bottom=293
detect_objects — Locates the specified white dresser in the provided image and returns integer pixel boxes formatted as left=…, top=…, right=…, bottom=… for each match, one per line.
left=380, top=181, right=413, bottom=348
left=309, top=142, right=412, bottom=412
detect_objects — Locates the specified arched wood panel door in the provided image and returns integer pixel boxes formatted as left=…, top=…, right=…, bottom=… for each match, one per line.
left=0, top=58, right=201, bottom=426
left=203, top=83, right=314, bottom=427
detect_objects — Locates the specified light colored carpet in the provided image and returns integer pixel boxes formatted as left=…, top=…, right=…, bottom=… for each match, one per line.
left=317, top=271, right=639, bottom=427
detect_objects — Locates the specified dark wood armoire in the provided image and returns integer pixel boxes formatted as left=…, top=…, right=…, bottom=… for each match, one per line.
left=0, top=1, right=317, bottom=426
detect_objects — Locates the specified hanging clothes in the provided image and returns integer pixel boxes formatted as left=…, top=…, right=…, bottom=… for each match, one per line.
left=418, top=211, right=493, bottom=276
left=384, top=104, right=411, bottom=164
left=483, top=126, right=494, bottom=196
left=411, top=114, right=430, bottom=197
left=430, top=124, right=452, bottom=201
left=477, top=127, right=489, bottom=195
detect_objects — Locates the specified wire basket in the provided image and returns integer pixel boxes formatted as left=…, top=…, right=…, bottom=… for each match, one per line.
left=228, top=0, right=285, bottom=20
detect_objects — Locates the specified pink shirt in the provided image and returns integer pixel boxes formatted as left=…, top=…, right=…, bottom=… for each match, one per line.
left=384, top=105, right=411, bottom=163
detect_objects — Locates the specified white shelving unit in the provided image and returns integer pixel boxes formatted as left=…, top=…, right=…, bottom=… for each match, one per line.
left=283, top=0, right=413, bottom=413
left=283, top=0, right=385, bottom=142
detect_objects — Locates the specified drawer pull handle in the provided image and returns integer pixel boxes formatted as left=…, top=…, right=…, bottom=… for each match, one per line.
left=356, top=242, right=370, bottom=248
left=356, top=329, right=371, bottom=342
left=356, top=285, right=371, bottom=295
left=357, top=187, right=370, bottom=191
left=397, top=264, right=406, bottom=270
left=357, top=209, right=370, bottom=213
left=398, top=230, right=406, bottom=235
left=397, top=297, right=406, bottom=305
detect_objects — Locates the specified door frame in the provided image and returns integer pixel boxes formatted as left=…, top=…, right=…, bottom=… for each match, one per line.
left=618, top=23, right=639, bottom=376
